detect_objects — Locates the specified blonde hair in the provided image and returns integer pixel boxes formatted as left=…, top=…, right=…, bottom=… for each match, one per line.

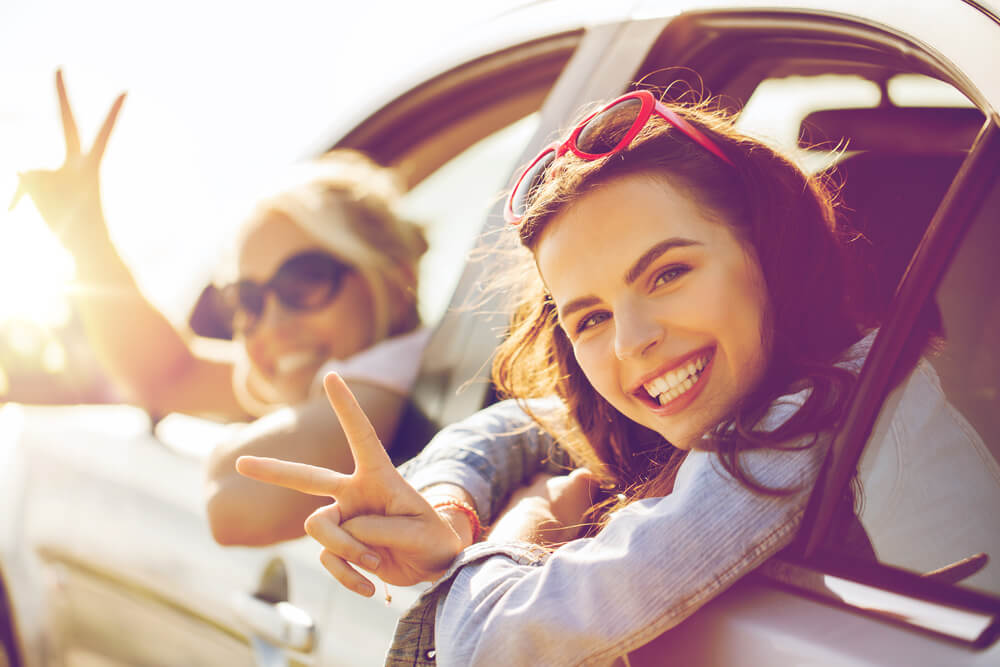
left=226, top=149, right=428, bottom=414
left=243, top=149, right=427, bottom=340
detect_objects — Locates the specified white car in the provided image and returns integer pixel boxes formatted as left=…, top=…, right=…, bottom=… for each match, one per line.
left=2, top=1, right=999, bottom=665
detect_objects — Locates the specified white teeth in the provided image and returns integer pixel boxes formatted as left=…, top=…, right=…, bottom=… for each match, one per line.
left=642, top=353, right=711, bottom=404
left=648, top=377, right=668, bottom=396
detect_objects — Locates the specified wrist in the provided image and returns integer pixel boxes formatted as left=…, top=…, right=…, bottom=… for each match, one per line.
left=428, top=497, right=482, bottom=547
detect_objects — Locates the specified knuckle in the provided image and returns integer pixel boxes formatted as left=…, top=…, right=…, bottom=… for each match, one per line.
left=304, top=511, right=331, bottom=537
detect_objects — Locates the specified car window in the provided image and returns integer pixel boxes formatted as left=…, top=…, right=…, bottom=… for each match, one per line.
left=854, top=168, right=1000, bottom=597
left=398, top=113, right=540, bottom=324
left=736, top=73, right=882, bottom=169
left=731, top=59, right=998, bottom=597
left=736, top=72, right=977, bottom=170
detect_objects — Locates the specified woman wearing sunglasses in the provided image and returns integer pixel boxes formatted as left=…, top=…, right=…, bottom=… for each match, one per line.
left=13, top=71, right=429, bottom=547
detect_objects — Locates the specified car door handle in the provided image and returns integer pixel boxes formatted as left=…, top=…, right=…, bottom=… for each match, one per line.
left=232, top=592, right=316, bottom=652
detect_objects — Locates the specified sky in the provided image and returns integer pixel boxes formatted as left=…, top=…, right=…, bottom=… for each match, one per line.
left=0, top=0, right=532, bottom=327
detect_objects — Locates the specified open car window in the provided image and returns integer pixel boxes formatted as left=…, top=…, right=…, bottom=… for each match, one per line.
left=855, top=161, right=1000, bottom=597
left=399, top=114, right=540, bottom=324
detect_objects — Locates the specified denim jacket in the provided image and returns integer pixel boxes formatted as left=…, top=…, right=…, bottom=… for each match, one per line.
left=389, top=333, right=874, bottom=666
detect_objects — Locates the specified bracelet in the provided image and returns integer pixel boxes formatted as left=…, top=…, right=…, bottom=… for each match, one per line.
left=429, top=497, right=483, bottom=543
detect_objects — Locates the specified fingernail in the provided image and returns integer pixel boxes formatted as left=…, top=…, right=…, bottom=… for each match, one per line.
left=361, top=553, right=380, bottom=571
left=357, top=581, right=375, bottom=597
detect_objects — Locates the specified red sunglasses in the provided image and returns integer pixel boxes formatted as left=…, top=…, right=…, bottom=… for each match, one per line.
left=504, top=90, right=734, bottom=224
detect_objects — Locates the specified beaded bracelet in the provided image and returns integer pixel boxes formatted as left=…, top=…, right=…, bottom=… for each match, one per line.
left=429, top=497, right=483, bottom=543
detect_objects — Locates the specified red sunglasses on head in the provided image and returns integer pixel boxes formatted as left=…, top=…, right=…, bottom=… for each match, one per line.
left=504, top=90, right=734, bottom=225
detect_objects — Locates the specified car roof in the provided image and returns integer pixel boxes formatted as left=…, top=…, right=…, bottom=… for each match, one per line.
left=326, top=0, right=998, bottom=154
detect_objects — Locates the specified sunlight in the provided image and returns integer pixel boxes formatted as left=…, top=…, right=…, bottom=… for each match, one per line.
left=0, top=177, right=76, bottom=330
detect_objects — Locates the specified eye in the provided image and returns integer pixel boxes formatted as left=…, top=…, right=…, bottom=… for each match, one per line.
left=653, top=264, right=690, bottom=288
left=575, top=310, right=611, bottom=334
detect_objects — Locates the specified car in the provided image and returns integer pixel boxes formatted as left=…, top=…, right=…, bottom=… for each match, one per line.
left=2, top=0, right=999, bottom=665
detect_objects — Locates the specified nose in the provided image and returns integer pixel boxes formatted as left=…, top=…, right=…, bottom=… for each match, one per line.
left=614, top=299, right=664, bottom=361
left=255, top=291, right=297, bottom=334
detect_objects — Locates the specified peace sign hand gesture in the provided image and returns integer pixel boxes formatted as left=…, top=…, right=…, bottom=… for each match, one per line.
left=236, top=373, right=467, bottom=597
left=10, top=70, right=125, bottom=249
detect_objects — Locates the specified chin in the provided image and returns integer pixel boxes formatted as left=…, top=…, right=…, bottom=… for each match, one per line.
left=271, top=375, right=314, bottom=405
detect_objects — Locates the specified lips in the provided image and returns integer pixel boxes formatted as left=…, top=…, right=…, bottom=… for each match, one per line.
left=631, top=347, right=715, bottom=414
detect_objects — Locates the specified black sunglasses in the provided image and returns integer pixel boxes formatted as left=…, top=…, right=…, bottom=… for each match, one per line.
left=220, top=250, right=351, bottom=334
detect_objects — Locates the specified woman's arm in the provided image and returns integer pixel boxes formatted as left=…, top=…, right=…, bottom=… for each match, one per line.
left=422, top=439, right=828, bottom=666
left=204, top=380, right=407, bottom=545
left=399, top=398, right=564, bottom=523
left=16, top=70, right=246, bottom=420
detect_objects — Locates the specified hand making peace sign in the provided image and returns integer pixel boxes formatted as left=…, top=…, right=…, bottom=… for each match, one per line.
left=10, top=70, right=125, bottom=247
left=236, top=373, right=468, bottom=597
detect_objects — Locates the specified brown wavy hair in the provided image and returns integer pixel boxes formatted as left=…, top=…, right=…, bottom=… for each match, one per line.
left=492, top=96, right=863, bottom=517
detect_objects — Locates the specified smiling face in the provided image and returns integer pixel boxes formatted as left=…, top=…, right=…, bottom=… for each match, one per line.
left=236, top=212, right=375, bottom=404
left=534, top=173, right=771, bottom=450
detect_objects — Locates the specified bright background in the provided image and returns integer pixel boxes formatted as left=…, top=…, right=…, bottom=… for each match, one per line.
left=0, top=0, right=972, bottom=402
left=0, top=0, right=531, bottom=399
left=0, top=0, right=532, bottom=325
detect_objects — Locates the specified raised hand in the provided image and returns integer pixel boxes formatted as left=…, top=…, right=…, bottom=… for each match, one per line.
left=236, top=373, right=466, bottom=596
left=10, top=70, right=126, bottom=248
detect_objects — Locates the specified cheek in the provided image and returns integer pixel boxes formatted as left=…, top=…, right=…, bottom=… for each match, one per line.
left=333, top=276, right=376, bottom=334
left=241, top=332, right=267, bottom=363
left=726, top=269, right=772, bottom=385
left=572, top=336, right=619, bottom=401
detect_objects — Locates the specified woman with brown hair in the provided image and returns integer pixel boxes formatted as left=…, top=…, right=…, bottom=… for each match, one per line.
left=237, top=88, right=879, bottom=664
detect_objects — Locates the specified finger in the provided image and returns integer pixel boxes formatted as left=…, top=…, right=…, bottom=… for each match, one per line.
left=323, top=372, right=392, bottom=471
left=305, top=510, right=382, bottom=573
left=8, top=178, right=25, bottom=212
left=89, top=92, right=126, bottom=166
left=235, top=455, right=347, bottom=497
left=341, top=514, right=437, bottom=551
left=319, top=549, right=375, bottom=597
left=56, top=69, right=81, bottom=157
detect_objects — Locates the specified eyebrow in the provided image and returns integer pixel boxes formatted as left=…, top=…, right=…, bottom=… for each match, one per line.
left=558, top=237, right=702, bottom=322
left=559, top=295, right=602, bottom=320
left=624, top=238, right=702, bottom=285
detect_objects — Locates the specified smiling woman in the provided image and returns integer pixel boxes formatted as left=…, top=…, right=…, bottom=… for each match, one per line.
left=9, top=70, right=433, bottom=547
left=234, top=88, right=890, bottom=664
